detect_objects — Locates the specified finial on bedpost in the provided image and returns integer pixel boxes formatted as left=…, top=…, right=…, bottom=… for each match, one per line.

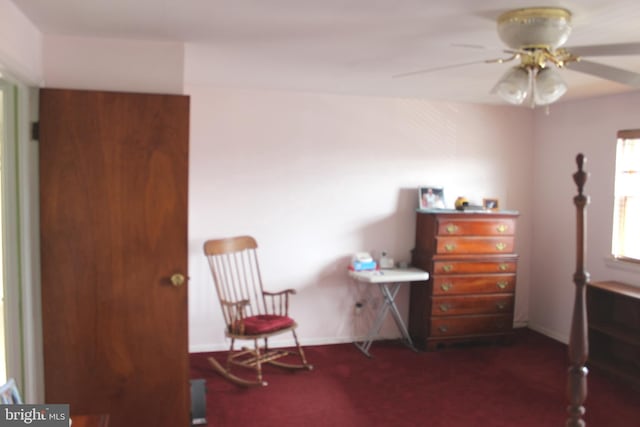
left=567, top=153, right=589, bottom=427
left=573, top=154, right=587, bottom=197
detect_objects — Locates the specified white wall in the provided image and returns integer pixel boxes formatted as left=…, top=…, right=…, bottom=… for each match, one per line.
left=185, top=84, right=535, bottom=351
left=43, top=35, right=184, bottom=94
left=529, top=91, right=640, bottom=343
left=0, top=0, right=42, bottom=84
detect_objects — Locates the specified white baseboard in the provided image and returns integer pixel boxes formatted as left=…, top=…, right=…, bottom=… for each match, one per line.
left=189, top=336, right=360, bottom=353
left=527, top=323, right=568, bottom=344
left=189, top=324, right=536, bottom=353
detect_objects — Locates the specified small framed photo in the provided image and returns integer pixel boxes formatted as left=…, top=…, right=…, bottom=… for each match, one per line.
left=419, top=187, right=445, bottom=209
left=483, top=198, right=499, bottom=210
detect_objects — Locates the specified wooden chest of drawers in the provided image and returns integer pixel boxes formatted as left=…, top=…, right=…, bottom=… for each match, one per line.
left=409, top=210, right=519, bottom=350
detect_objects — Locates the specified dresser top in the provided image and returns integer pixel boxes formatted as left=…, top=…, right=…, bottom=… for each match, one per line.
left=417, top=208, right=519, bottom=216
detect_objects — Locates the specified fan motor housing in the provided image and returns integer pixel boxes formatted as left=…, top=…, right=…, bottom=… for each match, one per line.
left=497, top=7, right=572, bottom=50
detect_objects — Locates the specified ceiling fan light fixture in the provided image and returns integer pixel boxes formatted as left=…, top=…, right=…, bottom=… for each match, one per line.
left=495, top=66, right=530, bottom=105
left=534, top=67, right=568, bottom=105
left=497, top=7, right=572, bottom=50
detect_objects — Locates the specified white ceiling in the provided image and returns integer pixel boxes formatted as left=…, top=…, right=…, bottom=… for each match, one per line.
left=11, top=0, right=640, bottom=105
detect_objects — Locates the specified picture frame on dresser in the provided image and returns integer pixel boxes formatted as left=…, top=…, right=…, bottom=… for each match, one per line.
left=419, top=186, right=445, bottom=209
left=483, top=198, right=499, bottom=210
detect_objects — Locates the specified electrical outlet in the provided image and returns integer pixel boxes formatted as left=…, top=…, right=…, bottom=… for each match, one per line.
left=354, top=301, right=364, bottom=315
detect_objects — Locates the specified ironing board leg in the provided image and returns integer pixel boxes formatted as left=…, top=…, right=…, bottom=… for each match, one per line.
left=354, top=282, right=415, bottom=356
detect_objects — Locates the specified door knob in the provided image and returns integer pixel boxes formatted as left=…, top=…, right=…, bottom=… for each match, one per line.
left=170, top=273, right=186, bottom=287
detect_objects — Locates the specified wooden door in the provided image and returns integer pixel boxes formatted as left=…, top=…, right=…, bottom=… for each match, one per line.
left=39, top=89, right=190, bottom=427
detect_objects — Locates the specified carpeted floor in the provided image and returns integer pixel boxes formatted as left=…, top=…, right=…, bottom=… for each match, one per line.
left=190, top=328, right=639, bottom=427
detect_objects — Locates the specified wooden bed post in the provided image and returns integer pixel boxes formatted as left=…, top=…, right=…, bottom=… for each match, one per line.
left=567, top=153, right=590, bottom=427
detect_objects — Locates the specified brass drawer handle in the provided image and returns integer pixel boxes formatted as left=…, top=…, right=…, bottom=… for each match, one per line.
left=439, top=304, right=450, bottom=312
left=440, top=283, right=453, bottom=292
left=497, top=281, right=509, bottom=290
left=495, top=242, right=507, bottom=251
left=498, top=263, right=509, bottom=271
left=496, top=224, right=508, bottom=233
left=445, top=224, right=458, bottom=234
left=496, top=302, right=506, bottom=310
left=444, top=243, right=456, bottom=252
left=442, top=264, right=454, bottom=273
left=438, top=325, right=448, bottom=333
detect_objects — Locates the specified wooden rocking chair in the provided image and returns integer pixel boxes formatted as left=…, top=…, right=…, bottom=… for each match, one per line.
left=203, top=235, right=313, bottom=386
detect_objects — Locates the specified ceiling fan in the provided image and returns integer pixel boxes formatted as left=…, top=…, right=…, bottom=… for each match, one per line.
left=395, top=7, right=640, bottom=107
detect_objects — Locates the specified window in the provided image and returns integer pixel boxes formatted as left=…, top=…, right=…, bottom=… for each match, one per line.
left=612, top=130, right=640, bottom=262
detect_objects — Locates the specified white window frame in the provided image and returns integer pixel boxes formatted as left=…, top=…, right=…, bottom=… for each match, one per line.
left=0, top=73, right=42, bottom=403
left=612, top=129, right=640, bottom=263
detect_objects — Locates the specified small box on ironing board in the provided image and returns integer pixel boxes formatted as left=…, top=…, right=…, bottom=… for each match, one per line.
left=350, top=252, right=377, bottom=271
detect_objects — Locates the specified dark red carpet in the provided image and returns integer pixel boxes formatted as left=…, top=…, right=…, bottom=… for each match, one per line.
left=189, top=328, right=639, bottom=427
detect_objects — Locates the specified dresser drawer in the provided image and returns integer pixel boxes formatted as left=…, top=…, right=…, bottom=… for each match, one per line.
left=431, top=295, right=514, bottom=316
left=432, top=274, right=516, bottom=295
left=436, top=236, right=515, bottom=254
left=437, top=218, right=516, bottom=236
left=430, top=314, right=513, bottom=337
left=433, top=259, right=517, bottom=274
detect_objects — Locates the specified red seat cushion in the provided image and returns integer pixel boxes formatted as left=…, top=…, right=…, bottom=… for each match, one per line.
left=241, top=314, right=295, bottom=335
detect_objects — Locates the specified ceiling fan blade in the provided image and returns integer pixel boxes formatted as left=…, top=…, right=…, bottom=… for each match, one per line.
left=566, top=59, right=640, bottom=88
left=566, top=42, right=640, bottom=57
left=393, top=52, right=519, bottom=79
left=451, top=44, right=527, bottom=57
left=451, top=43, right=487, bottom=50
left=393, top=59, right=491, bottom=78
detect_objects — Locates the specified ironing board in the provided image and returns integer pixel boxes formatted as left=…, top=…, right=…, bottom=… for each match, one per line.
left=349, top=268, right=429, bottom=357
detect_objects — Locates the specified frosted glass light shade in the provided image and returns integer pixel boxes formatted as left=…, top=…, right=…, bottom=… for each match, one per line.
left=534, top=67, right=568, bottom=105
left=495, top=67, right=530, bottom=105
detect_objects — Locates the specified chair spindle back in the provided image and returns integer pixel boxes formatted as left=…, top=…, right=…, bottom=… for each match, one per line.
left=204, top=236, right=267, bottom=327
